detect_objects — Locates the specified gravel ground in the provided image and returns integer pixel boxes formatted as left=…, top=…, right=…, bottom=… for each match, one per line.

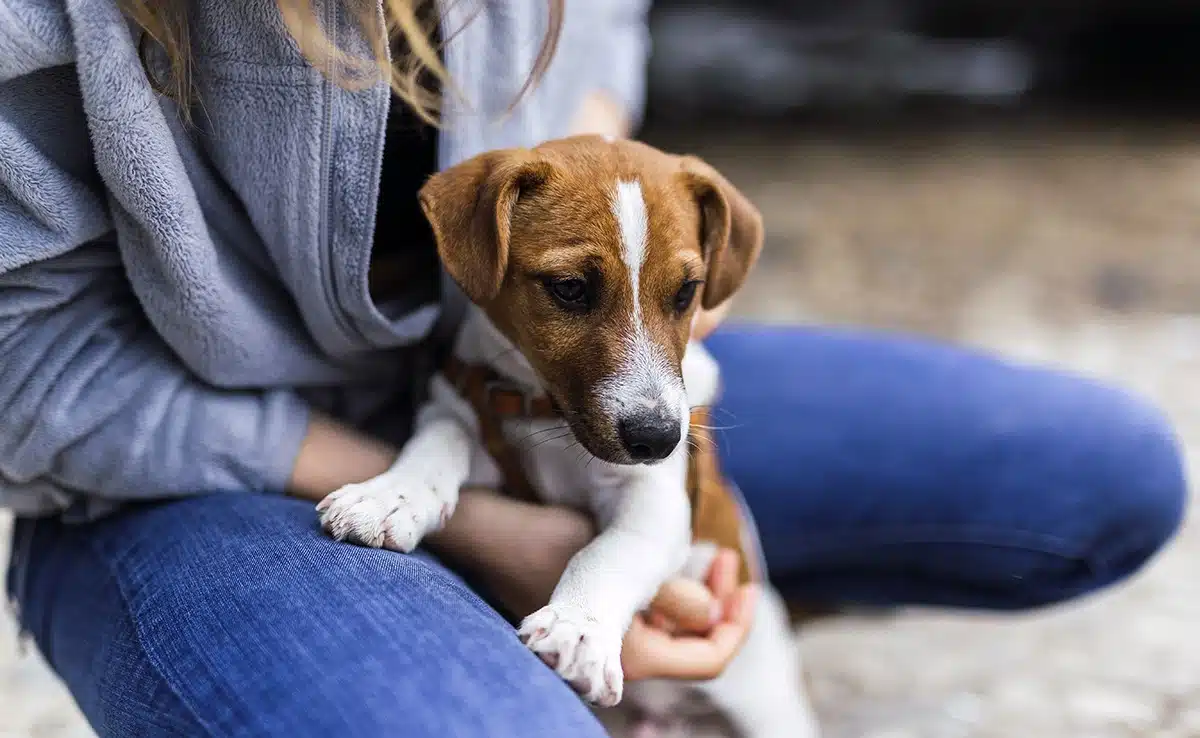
left=3, top=118, right=1198, bottom=737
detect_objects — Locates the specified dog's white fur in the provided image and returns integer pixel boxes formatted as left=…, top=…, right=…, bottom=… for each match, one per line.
left=319, top=179, right=819, bottom=737
left=597, top=179, right=690, bottom=441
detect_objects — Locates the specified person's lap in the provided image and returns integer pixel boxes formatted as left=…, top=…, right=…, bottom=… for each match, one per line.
left=7, top=325, right=1188, bottom=736
left=6, top=494, right=608, bottom=737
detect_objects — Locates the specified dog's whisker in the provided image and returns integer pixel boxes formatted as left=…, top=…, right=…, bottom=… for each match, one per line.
left=707, top=406, right=741, bottom=424
left=517, top=424, right=570, bottom=442
left=689, top=405, right=742, bottom=431
left=526, top=431, right=574, bottom=451
left=515, top=423, right=568, bottom=439
left=571, top=444, right=592, bottom=465
left=691, top=423, right=740, bottom=432
left=515, top=429, right=550, bottom=443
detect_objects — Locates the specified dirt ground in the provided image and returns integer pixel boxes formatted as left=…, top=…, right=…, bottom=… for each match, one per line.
left=4, top=116, right=1199, bottom=737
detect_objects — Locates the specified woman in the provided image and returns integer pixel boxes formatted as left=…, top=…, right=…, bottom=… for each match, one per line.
left=1, top=1, right=1187, bottom=736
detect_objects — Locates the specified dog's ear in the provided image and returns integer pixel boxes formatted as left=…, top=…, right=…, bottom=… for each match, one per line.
left=679, top=156, right=764, bottom=310
left=419, top=149, right=553, bottom=303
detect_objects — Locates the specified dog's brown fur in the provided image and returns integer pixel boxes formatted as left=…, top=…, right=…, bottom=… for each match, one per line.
left=419, top=135, right=763, bottom=462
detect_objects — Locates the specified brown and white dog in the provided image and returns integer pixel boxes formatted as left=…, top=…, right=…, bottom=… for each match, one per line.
left=318, top=135, right=819, bottom=738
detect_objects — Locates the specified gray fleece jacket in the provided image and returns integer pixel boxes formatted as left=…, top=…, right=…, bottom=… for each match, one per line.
left=0, top=0, right=649, bottom=519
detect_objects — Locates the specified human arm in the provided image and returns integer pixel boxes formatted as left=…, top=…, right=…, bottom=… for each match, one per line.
left=572, top=0, right=652, bottom=135
left=0, top=68, right=310, bottom=515
left=289, top=416, right=754, bottom=683
left=438, top=487, right=756, bottom=682
left=438, top=481, right=755, bottom=684
left=514, top=456, right=715, bottom=705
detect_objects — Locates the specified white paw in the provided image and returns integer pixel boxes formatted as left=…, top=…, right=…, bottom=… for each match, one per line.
left=518, top=604, right=624, bottom=707
left=316, top=466, right=455, bottom=553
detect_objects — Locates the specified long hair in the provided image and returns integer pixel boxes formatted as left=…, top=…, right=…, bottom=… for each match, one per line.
left=121, top=0, right=564, bottom=125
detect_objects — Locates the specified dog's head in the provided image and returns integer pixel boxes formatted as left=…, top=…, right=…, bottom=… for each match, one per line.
left=420, top=136, right=763, bottom=465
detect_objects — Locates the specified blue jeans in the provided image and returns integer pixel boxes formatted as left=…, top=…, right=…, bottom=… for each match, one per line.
left=7, top=327, right=1187, bottom=737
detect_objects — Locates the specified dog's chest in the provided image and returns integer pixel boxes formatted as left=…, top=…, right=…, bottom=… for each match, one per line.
left=453, top=341, right=721, bottom=516
left=506, top=420, right=601, bottom=510
left=444, top=390, right=599, bottom=511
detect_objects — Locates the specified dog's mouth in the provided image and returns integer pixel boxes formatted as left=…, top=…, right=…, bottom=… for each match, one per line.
left=553, top=400, right=684, bottom=467
left=562, top=418, right=633, bottom=465
left=546, top=402, right=626, bottom=465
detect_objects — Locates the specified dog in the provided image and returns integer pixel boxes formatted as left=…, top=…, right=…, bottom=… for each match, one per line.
left=317, top=135, right=820, bottom=738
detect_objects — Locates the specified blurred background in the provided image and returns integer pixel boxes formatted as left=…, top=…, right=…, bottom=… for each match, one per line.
left=638, top=1, right=1200, bottom=737
left=4, top=2, right=1200, bottom=737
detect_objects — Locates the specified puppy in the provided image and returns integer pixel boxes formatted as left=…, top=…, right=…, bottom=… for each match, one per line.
left=318, top=136, right=819, bottom=738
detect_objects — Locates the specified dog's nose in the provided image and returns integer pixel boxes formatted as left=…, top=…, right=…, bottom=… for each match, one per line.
left=617, top=414, right=682, bottom=462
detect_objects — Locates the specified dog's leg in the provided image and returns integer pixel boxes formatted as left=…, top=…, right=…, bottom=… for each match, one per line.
left=695, top=584, right=821, bottom=738
left=317, top=398, right=472, bottom=553
left=517, top=455, right=692, bottom=708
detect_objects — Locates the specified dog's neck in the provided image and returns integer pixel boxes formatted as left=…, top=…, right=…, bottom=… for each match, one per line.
left=450, top=305, right=545, bottom=395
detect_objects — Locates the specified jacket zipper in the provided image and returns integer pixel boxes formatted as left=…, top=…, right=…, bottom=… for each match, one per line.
left=317, top=0, right=367, bottom=346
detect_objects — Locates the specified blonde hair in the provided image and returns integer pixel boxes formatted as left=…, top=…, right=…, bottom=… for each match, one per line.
left=122, top=0, right=564, bottom=125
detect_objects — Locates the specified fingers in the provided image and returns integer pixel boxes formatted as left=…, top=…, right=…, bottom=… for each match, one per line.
left=705, top=549, right=740, bottom=601
left=623, top=583, right=759, bottom=682
left=646, top=549, right=741, bottom=636
left=623, top=548, right=755, bottom=681
left=694, top=583, right=758, bottom=673
left=648, top=579, right=719, bottom=633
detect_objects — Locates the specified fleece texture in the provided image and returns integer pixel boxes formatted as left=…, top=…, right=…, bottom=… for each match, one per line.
left=0, top=0, right=651, bottom=519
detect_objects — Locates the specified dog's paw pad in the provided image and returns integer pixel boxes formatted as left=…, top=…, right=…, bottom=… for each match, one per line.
left=317, top=472, right=450, bottom=553
left=518, top=605, right=624, bottom=707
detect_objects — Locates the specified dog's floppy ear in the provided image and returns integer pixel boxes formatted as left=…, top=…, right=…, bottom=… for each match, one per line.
left=419, top=149, right=552, bottom=303
left=679, top=156, right=764, bottom=310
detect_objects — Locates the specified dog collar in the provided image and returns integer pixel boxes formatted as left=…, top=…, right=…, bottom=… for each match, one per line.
left=439, top=355, right=754, bottom=585
left=441, top=356, right=559, bottom=419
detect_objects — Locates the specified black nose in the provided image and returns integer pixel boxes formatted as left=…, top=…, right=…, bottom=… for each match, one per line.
left=617, top=414, right=682, bottom=462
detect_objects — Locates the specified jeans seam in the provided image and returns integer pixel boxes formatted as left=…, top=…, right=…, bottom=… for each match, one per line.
left=80, top=534, right=218, bottom=738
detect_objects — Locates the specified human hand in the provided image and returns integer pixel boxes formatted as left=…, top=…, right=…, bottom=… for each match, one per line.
left=428, top=489, right=755, bottom=682
left=623, top=548, right=757, bottom=681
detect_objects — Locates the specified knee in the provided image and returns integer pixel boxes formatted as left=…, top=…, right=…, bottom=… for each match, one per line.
left=1057, top=387, right=1187, bottom=595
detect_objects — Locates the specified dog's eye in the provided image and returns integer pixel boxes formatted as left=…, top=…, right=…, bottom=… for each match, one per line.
left=545, top=277, right=590, bottom=310
left=674, top=280, right=702, bottom=314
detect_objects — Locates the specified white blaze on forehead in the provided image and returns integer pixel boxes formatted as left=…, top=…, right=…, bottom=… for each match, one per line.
left=614, top=179, right=649, bottom=311
left=598, top=179, right=688, bottom=441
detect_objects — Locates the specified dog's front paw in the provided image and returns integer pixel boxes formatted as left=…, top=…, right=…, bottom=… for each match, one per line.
left=518, top=604, right=624, bottom=707
left=316, top=467, right=455, bottom=552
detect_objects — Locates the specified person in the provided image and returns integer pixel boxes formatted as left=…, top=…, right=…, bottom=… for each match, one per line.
left=0, top=1, right=1187, bottom=735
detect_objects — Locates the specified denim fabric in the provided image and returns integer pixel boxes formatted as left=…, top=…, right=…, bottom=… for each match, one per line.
left=8, top=495, right=606, bottom=738
left=706, top=325, right=1187, bottom=610
left=7, top=326, right=1188, bottom=737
